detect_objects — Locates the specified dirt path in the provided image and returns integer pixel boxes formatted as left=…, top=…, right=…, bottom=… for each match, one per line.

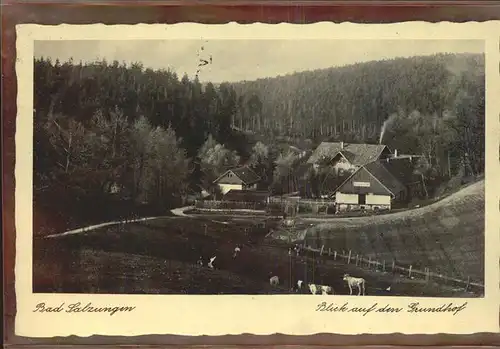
left=45, top=216, right=168, bottom=239
left=170, top=206, right=194, bottom=217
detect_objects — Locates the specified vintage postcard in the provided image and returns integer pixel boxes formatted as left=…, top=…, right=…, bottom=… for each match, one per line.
left=15, top=22, right=499, bottom=337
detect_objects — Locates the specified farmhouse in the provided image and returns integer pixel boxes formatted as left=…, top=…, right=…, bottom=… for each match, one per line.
left=333, top=157, right=422, bottom=212
left=213, top=166, right=260, bottom=195
left=307, top=141, right=392, bottom=175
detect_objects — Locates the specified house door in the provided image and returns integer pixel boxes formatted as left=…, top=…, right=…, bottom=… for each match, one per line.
left=358, top=194, right=366, bottom=205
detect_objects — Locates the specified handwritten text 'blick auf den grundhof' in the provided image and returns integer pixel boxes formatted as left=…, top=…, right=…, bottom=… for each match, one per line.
left=32, top=302, right=136, bottom=316
left=315, top=301, right=468, bottom=316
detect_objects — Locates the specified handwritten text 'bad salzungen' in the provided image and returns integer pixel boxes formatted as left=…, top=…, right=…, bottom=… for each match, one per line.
left=33, top=302, right=136, bottom=316
left=316, top=301, right=467, bottom=316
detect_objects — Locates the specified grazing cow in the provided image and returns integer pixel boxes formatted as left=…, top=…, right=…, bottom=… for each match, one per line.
left=269, top=275, right=279, bottom=287
left=208, top=256, right=217, bottom=269
left=343, top=274, right=366, bottom=295
left=320, top=285, right=334, bottom=295
left=297, top=280, right=303, bottom=291
left=308, top=283, right=319, bottom=295
left=308, top=283, right=333, bottom=295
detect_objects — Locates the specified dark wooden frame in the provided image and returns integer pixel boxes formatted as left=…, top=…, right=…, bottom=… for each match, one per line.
left=3, top=1, right=500, bottom=347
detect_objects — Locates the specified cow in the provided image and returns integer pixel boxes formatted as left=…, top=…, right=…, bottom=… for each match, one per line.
left=308, top=283, right=333, bottom=295
left=208, top=256, right=217, bottom=269
left=297, top=280, right=303, bottom=291
left=343, top=274, right=366, bottom=295
left=269, top=275, right=280, bottom=287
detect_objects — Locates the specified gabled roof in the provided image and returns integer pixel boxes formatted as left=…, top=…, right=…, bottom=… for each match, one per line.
left=333, top=157, right=418, bottom=197
left=307, top=142, right=390, bottom=166
left=380, top=157, right=421, bottom=186
left=213, top=166, right=260, bottom=185
left=363, top=161, right=406, bottom=196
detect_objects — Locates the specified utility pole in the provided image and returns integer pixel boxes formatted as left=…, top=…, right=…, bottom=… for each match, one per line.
left=447, top=150, right=452, bottom=177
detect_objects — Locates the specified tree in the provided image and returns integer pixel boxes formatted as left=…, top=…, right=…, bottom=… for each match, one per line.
left=198, top=134, right=241, bottom=189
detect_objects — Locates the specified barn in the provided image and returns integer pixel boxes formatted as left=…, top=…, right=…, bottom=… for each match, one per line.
left=333, top=157, right=422, bottom=212
left=213, top=166, right=261, bottom=195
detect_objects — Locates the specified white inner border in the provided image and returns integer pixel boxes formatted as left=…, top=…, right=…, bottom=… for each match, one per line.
left=14, top=22, right=500, bottom=337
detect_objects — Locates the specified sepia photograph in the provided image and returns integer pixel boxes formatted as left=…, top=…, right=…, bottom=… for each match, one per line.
left=13, top=22, right=499, bottom=337
left=32, top=38, right=485, bottom=297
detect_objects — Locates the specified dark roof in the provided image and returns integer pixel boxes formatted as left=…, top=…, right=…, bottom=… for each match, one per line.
left=214, top=166, right=260, bottom=185
left=380, top=157, right=421, bottom=185
left=307, top=142, right=389, bottom=166
left=362, top=158, right=418, bottom=195
left=230, top=166, right=260, bottom=184
left=223, top=190, right=270, bottom=202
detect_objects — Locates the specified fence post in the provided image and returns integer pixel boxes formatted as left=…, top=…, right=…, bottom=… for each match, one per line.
left=355, top=254, right=359, bottom=266
left=425, top=268, right=430, bottom=282
left=320, top=245, right=325, bottom=256
left=382, top=260, right=386, bottom=272
left=465, top=276, right=470, bottom=292
left=347, top=250, right=352, bottom=264
left=408, top=265, right=413, bottom=278
left=334, top=250, right=337, bottom=261
left=328, top=248, right=332, bottom=256
left=392, top=260, right=396, bottom=271
left=368, top=256, right=371, bottom=269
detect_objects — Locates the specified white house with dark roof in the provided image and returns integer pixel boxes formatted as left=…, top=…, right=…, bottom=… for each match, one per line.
left=332, top=157, right=422, bottom=212
left=306, top=141, right=392, bottom=176
left=213, top=166, right=261, bottom=195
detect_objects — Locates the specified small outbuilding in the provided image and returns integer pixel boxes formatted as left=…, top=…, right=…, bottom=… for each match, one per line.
left=213, top=166, right=261, bottom=195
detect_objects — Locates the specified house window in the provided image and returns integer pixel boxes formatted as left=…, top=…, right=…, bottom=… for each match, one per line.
left=358, top=194, right=366, bottom=205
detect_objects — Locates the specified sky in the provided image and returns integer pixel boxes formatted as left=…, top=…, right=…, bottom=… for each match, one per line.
left=35, top=39, right=484, bottom=83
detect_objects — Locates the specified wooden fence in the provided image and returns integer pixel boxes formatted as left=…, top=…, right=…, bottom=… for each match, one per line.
left=194, top=200, right=267, bottom=211
left=300, top=244, right=484, bottom=293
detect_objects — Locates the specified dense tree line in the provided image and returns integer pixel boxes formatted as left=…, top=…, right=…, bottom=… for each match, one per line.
left=232, top=53, right=484, bottom=140
left=232, top=53, right=485, bottom=185
left=33, top=53, right=485, bottom=229
left=33, top=58, right=252, bottom=228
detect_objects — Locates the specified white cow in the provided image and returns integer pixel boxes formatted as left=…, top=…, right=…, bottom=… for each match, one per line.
left=343, top=274, right=366, bottom=295
left=320, top=285, right=334, bottom=295
left=308, top=283, right=317, bottom=294
left=208, top=256, right=217, bottom=269
left=269, top=275, right=280, bottom=287
left=309, top=283, right=333, bottom=295
left=297, top=280, right=303, bottom=291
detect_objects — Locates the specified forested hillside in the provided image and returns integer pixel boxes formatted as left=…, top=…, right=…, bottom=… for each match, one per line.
left=33, top=58, right=250, bottom=231
left=33, top=52, right=485, bottom=231
left=232, top=53, right=485, bottom=181
left=232, top=53, right=484, bottom=140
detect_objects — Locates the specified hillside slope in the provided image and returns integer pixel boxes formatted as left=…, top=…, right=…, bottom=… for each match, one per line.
left=232, top=53, right=484, bottom=140
left=304, top=180, right=485, bottom=282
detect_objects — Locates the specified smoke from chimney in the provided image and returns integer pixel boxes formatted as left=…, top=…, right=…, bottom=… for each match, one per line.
left=379, top=119, right=390, bottom=145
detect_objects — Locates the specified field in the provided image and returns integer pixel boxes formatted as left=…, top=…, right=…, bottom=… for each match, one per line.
left=301, top=180, right=485, bottom=285
left=34, top=210, right=479, bottom=296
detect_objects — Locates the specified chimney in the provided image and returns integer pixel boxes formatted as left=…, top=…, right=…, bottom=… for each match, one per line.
left=394, top=149, right=398, bottom=158
left=340, top=141, right=344, bottom=150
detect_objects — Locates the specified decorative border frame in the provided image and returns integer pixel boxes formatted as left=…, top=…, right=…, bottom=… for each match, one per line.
left=3, top=1, right=500, bottom=346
